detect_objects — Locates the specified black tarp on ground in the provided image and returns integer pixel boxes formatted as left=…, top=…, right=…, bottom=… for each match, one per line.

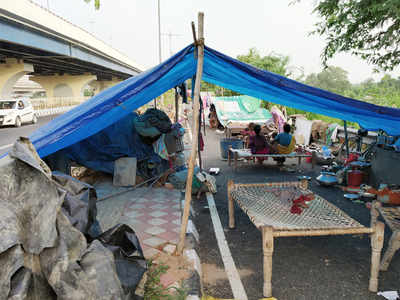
left=0, top=137, right=147, bottom=299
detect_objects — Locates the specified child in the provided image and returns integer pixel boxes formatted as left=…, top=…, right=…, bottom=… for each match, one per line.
left=249, top=124, right=271, bottom=164
left=241, top=123, right=256, bottom=148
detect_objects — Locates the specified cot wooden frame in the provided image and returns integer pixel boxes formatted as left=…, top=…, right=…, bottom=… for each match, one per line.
left=371, top=201, right=400, bottom=271
left=228, top=146, right=315, bottom=171
left=227, top=180, right=384, bottom=298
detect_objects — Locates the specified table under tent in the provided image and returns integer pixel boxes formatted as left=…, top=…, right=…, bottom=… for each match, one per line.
left=4, top=39, right=400, bottom=299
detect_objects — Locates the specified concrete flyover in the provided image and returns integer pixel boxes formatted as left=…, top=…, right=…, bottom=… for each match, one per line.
left=0, top=0, right=143, bottom=98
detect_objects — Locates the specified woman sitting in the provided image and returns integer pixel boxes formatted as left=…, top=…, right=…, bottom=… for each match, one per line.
left=208, top=104, right=219, bottom=129
left=271, top=123, right=296, bottom=165
left=249, top=124, right=271, bottom=164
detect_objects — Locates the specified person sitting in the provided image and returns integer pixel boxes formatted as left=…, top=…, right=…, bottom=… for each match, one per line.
left=249, top=124, right=270, bottom=164
left=208, top=104, right=219, bottom=129
left=241, top=122, right=256, bottom=147
left=271, top=123, right=296, bottom=165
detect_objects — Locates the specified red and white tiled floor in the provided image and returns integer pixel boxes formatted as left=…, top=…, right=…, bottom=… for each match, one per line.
left=96, top=180, right=182, bottom=258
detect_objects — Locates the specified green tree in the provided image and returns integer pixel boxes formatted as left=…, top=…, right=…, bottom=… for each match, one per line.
left=378, top=74, right=400, bottom=90
left=304, top=66, right=351, bottom=94
left=83, top=0, right=100, bottom=9
left=307, top=0, right=400, bottom=71
left=237, top=48, right=291, bottom=76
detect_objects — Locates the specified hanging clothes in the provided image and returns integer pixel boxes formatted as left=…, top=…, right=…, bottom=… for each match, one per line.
left=199, top=132, right=204, bottom=151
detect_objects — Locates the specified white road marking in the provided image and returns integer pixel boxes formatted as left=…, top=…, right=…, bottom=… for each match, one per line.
left=206, top=192, right=248, bottom=300
left=0, top=143, right=13, bottom=150
left=186, top=113, right=248, bottom=300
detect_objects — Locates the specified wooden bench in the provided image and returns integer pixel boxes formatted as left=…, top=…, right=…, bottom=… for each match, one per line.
left=228, top=180, right=385, bottom=297
left=228, top=146, right=315, bottom=171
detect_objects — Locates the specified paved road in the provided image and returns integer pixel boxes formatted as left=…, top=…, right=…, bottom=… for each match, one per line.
left=0, top=115, right=57, bottom=156
left=193, top=128, right=399, bottom=300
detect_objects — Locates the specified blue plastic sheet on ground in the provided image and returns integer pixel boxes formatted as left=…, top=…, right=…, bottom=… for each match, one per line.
left=22, top=43, right=400, bottom=161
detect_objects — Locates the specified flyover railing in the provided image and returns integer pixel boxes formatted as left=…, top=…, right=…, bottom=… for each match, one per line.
left=31, top=96, right=90, bottom=117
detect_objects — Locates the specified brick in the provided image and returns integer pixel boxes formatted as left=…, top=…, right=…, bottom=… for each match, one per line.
left=145, top=226, right=166, bottom=235
left=147, top=218, right=168, bottom=226
left=143, top=248, right=161, bottom=259
left=163, top=244, right=176, bottom=255
left=142, top=236, right=167, bottom=248
left=149, top=211, right=168, bottom=218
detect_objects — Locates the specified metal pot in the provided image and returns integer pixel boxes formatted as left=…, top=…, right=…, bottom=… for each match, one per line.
left=360, top=192, right=376, bottom=202
left=316, top=172, right=338, bottom=186
left=344, top=193, right=360, bottom=201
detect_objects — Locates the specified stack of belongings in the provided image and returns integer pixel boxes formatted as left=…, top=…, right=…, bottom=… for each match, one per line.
left=311, top=120, right=329, bottom=144
left=0, top=138, right=147, bottom=299
left=45, top=108, right=174, bottom=182
left=164, top=123, right=186, bottom=171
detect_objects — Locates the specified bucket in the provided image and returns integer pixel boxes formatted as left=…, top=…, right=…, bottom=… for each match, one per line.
left=305, top=151, right=312, bottom=163
left=220, top=138, right=244, bottom=159
left=347, top=170, right=363, bottom=187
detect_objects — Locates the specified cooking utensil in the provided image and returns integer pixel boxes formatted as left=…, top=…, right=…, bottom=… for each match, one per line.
left=316, top=172, right=338, bottom=186
left=344, top=193, right=360, bottom=201
left=298, top=176, right=311, bottom=181
left=360, top=192, right=376, bottom=202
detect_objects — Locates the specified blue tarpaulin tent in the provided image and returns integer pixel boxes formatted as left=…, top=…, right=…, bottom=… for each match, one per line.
left=26, top=44, right=400, bottom=159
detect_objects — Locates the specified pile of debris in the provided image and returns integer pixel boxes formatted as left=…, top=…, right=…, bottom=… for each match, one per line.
left=0, top=138, right=146, bottom=299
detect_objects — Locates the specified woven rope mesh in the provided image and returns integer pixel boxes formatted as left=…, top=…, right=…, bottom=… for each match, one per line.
left=231, top=183, right=365, bottom=231
left=378, top=206, right=400, bottom=231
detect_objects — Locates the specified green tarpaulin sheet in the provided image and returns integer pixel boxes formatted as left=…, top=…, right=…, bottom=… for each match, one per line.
left=213, top=95, right=272, bottom=127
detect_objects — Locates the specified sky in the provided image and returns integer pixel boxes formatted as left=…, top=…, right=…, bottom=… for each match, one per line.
left=33, top=0, right=399, bottom=83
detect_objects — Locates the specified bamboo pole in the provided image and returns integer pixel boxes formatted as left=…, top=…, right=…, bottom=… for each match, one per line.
left=177, top=12, right=204, bottom=255
left=228, top=180, right=235, bottom=229
left=175, top=87, right=179, bottom=123
left=343, top=120, right=350, bottom=158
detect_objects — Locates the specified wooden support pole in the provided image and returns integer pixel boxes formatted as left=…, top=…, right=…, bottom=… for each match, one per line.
left=175, top=87, right=179, bottom=123
left=369, top=221, right=384, bottom=292
left=228, top=180, right=235, bottom=229
left=228, top=146, right=232, bottom=166
left=191, top=21, right=197, bottom=46
left=262, top=226, right=274, bottom=298
left=177, top=12, right=204, bottom=255
left=343, top=120, right=350, bottom=158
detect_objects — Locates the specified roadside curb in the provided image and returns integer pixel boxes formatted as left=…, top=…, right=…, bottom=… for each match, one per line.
left=179, top=113, right=203, bottom=299
left=180, top=192, right=203, bottom=299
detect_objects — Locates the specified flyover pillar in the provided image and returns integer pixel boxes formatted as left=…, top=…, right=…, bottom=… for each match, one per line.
left=95, top=77, right=123, bottom=93
left=0, top=58, right=34, bottom=97
left=30, top=73, right=97, bottom=98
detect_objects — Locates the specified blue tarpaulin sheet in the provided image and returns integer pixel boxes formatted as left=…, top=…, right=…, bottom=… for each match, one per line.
left=24, top=43, right=400, bottom=159
left=213, top=95, right=272, bottom=126
left=63, top=113, right=163, bottom=174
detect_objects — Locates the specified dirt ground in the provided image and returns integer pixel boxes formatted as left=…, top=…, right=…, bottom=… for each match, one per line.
left=192, top=128, right=399, bottom=300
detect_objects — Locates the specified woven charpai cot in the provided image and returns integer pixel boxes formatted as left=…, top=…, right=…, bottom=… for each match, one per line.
left=228, top=181, right=384, bottom=297
left=230, top=182, right=366, bottom=231
left=378, top=206, right=400, bottom=231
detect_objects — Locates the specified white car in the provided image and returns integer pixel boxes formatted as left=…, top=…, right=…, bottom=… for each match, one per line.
left=0, top=99, right=38, bottom=127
